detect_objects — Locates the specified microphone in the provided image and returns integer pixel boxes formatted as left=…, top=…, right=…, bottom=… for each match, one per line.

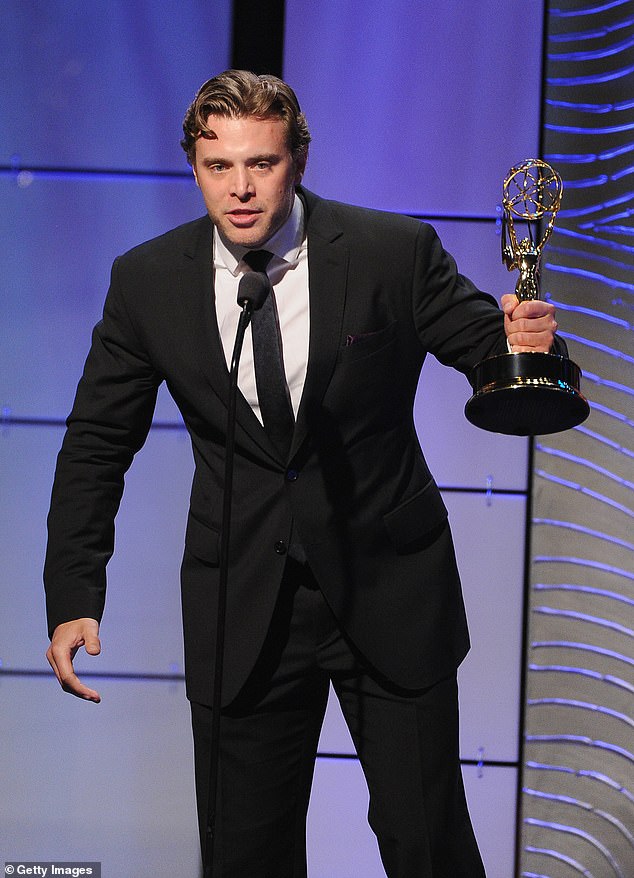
left=237, top=271, right=270, bottom=311
left=206, top=264, right=271, bottom=878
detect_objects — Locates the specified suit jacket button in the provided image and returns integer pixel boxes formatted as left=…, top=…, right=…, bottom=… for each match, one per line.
left=286, top=469, right=299, bottom=481
left=274, top=540, right=287, bottom=555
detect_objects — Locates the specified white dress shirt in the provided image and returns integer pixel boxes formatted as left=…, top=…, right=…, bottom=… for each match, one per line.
left=213, top=195, right=309, bottom=423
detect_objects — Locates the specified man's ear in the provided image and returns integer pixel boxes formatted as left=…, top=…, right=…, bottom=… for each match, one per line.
left=192, top=162, right=200, bottom=188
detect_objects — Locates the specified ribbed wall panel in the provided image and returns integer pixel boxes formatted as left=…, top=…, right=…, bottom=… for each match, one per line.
left=520, top=1, right=634, bottom=875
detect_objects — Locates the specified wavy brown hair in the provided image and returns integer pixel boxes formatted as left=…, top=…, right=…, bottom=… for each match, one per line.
left=181, top=69, right=311, bottom=166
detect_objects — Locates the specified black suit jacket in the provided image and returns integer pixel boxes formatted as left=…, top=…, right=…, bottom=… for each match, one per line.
left=45, top=187, right=513, bottom=706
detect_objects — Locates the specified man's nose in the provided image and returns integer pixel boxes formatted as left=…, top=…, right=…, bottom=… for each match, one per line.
left=230, top=167, right=254, bottom=199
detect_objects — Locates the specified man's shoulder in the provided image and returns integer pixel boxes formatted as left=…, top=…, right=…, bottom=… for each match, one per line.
left=300, top=188, right=432, bottom=260
left=301, top=187, right=426, bottom=240
left=117, top=215, right=211, bottom=266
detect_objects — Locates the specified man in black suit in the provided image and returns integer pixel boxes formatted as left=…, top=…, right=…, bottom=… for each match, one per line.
left=45, top=70, right=559, bottom=876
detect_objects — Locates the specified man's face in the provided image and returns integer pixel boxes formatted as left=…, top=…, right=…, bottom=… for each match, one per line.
left=192, top=114, right=305, bottom=249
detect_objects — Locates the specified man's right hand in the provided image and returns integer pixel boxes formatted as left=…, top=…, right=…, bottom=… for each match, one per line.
left=46, top=618, right=102, bottom=703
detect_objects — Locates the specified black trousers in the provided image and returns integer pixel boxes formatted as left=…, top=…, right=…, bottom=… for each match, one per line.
left=190, top=559, right=485, bottom=878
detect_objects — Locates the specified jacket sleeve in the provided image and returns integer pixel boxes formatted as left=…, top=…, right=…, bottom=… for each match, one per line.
left=44, top=256, right=161, bottom=638
left=410, top=223, right=567, bottom=376
left=411, top=223, right=508, bottom=375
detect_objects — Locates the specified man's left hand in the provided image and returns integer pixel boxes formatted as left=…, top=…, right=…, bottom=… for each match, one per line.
left=502, top=294, right=558, bottom=353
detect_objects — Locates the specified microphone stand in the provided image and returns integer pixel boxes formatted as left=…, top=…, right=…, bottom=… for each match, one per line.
left=203, top=274, right=269, bottom=878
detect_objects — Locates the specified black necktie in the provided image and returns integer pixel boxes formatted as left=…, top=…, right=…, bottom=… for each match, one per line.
left=244, top=249, right=295, bottom=457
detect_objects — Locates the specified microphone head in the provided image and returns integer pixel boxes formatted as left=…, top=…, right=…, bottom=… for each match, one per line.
left=237, top=271, right=270, bottom=311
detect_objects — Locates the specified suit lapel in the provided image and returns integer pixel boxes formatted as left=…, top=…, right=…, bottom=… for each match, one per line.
left=180, top=216, right=280, bottom=461
left=292, top=190, right=348, bottom=456
left=180, top=216, right=227, bottom=397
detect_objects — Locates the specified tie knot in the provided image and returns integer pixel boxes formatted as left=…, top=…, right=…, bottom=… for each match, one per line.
left=244, top=249, right=274, bottom=273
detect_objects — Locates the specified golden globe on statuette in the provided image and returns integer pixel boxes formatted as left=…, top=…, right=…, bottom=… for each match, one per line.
left=465, top=158, right=590, bottom=436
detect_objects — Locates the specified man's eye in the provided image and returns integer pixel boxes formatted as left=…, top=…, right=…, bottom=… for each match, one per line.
left=255, top=162, right=271, bottom=170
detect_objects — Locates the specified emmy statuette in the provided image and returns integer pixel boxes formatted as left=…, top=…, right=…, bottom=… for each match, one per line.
left=465, top=158, right=590, bottom=435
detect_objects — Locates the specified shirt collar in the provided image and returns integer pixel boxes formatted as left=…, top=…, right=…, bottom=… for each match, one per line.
left=214, top=194, right=305, bottom=276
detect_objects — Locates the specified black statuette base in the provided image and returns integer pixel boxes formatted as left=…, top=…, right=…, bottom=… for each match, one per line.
left=465, top=352, right=590, bottom=436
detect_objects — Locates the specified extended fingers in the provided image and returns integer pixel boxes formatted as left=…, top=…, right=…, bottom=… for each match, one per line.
left=47, top=619, right=102, bottom=702
left=47, top=641, right=101, bottom=702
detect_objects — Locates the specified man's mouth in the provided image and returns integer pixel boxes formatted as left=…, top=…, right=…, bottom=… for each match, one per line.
left=226, top=209, right=262, bottom=227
